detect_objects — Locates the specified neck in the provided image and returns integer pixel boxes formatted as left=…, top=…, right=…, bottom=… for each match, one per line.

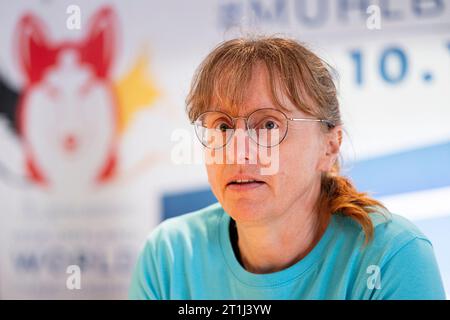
left=235, top=181, right=326, bottom=274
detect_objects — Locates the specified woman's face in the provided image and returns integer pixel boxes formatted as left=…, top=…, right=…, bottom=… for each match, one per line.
left=205, top=64, right=341, bottom=224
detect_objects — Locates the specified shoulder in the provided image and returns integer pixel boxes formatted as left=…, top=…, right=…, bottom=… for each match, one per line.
left=332, top=207, right=445, bottom=299
left=330, top=205, right=436, bottom=269
left=144, top=202, right=224, bottom=252
left=129, top=202, right=225, bottom=300
left=333, top=205, right=430, bottom=250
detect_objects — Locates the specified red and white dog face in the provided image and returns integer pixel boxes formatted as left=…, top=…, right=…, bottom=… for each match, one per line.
left=16, top=8, right=118, bottom=191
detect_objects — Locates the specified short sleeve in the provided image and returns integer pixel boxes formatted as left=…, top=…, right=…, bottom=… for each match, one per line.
left=369, top=237, right=446, bottom=300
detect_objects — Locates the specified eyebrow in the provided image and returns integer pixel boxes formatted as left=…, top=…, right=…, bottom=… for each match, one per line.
left=213, top=104, right=288, bottom=117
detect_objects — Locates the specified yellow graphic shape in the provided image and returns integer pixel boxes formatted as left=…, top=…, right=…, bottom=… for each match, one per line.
left=115, top=53, right=160, bottom=133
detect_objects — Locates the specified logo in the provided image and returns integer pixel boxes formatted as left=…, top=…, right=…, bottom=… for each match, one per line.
left=0, top=6, right=160, bottom=192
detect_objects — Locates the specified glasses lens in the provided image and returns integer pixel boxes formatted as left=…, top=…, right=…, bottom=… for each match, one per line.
left=247, top=109, right=287, bottom=147
left=194, top=112, right=234, bottom=149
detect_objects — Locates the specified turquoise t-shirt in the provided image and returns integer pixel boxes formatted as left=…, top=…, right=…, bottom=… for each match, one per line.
left=129, top=202, right=446, bottom=299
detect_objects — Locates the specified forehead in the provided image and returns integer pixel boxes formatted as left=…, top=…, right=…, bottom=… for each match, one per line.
left=212, top=63, right=303, bottom=117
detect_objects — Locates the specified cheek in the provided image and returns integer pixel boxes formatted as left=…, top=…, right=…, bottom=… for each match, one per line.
left=206, top=164, right=223, bottom=196
left=276, top=138, right=322, bottom=184
left=205, top=164, right=215, bottom=183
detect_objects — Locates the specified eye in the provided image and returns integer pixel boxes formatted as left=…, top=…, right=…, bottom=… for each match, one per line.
left=215, top=121, right=232, bottom=132
left=262, top=119, right=279, bottom=130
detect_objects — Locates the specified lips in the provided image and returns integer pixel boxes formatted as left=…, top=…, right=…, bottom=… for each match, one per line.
left=226, top=175, right=266, bottom=191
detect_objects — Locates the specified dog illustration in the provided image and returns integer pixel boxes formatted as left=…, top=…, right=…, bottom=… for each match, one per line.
left=15, top=7, right=118, bottom=190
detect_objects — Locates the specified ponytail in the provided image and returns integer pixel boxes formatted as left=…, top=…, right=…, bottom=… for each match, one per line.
left=318, top=163, right=388, bottom=244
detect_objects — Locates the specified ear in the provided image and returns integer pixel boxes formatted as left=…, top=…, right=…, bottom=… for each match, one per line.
left=80, top=7, right=116, bottom=78
left=317, top=126, right=342, bottom=173
left=16, top=14, right=57, bottom=83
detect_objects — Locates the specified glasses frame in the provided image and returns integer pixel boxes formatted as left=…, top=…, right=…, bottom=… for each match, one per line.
left=192, top=108, right=335, bottom=149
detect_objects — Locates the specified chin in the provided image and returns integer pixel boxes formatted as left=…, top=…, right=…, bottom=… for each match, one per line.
left=222, top=198, right=269, bottom=223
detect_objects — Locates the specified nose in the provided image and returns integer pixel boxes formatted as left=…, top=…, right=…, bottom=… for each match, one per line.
left=233, top=118, right=247, bottom=131
left=225, top=118, right=256, bottom=164
left=63, top=134, right=78, bottom=152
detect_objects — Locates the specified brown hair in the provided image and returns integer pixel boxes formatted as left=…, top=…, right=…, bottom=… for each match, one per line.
left=186, top=36, right=387, bottom=243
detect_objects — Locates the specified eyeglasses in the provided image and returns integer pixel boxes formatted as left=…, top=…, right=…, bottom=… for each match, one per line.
left=192, top=108, right=334, bottom=149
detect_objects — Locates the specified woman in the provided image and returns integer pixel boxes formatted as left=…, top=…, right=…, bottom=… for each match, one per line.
left=129, top=36, right=445, bottom=299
